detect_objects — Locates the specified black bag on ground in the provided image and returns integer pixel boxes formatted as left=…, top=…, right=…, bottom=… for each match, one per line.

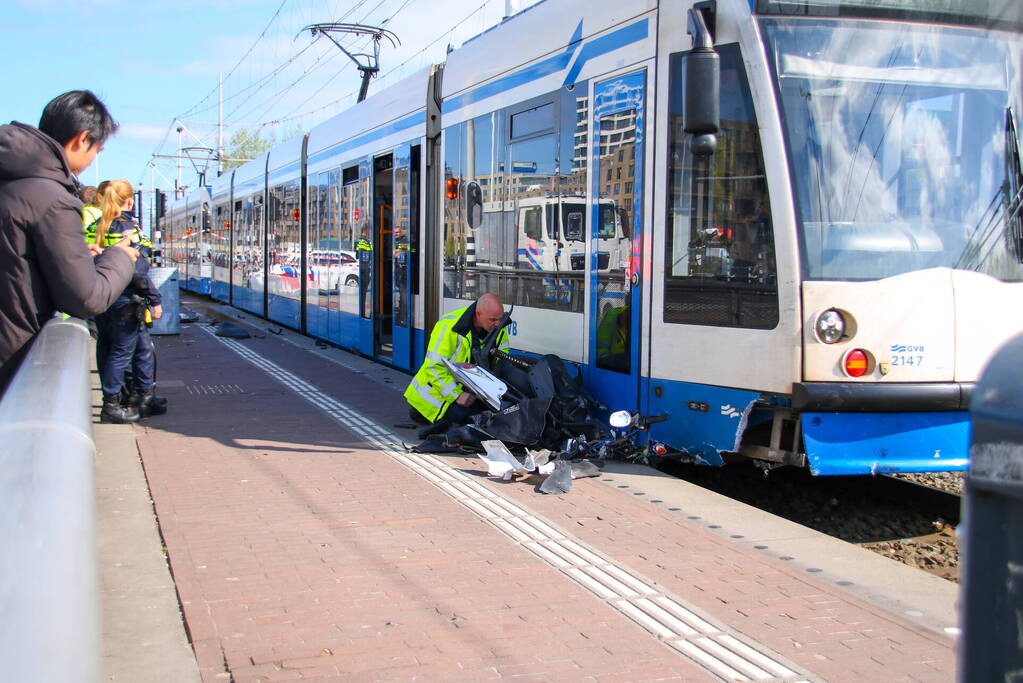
left=470, top=396, right=551, bottom=446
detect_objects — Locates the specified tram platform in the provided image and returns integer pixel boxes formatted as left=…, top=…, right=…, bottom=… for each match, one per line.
left=99, top=298, right=959, bottom=682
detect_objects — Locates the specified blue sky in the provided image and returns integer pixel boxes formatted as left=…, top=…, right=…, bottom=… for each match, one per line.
left=4, top=0, right=538, bottom=200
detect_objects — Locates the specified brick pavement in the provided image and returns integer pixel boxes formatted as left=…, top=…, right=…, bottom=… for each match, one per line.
left=134, top=318, right=956, bottom=682
left=138, top=324, right=712, bottom=682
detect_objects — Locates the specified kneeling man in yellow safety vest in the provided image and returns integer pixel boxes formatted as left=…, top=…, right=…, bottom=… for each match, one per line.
left=405, top=293, right=510, bottom=425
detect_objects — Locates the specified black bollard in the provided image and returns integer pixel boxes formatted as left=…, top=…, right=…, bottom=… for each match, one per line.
left=959, top=332, right=1023, bottom=682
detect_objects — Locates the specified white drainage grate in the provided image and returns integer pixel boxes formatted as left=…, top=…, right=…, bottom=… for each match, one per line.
left=185, top=383, right=245, bottom=395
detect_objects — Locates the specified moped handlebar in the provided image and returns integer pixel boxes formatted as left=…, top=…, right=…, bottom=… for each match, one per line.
left=639, top=413, right=669, bottom=428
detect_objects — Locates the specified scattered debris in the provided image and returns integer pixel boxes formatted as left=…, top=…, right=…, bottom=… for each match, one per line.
left=479, top=440, right=527, bottom=480
left=179, top=308, right=200, bottom=323
left=214, top=321, right=250, bottom=339
left=570, top=460, right=601, bottom=479
left=539, top=461, right=573, bottom=495
left=477, top=439, right=600, bottom=495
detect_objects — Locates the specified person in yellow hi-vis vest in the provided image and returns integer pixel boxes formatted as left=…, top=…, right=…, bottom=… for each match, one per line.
left=595, top=303, right=630, bottom=372
left=91, top=180, right=166, bottom=424
left=405, top=293, right=510, bottom=425
left=80, top=185, right=102, bottom=251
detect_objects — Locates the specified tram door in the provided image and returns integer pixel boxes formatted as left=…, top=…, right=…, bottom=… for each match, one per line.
left=389, top=144, right=415, bottom=371
left=373, top=153, right=395, bottom=360
left=587, top=70, right=647, bottom=412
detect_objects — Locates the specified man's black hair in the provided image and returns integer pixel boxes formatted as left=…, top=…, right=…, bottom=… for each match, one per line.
left=38, top=90, right=118, bottom=148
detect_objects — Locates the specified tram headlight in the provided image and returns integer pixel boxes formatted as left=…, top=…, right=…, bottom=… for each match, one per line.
left=814, top=309, right=846, bottom=344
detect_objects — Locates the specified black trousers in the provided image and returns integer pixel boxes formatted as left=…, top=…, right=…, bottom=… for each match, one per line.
left=98, top=308, right=155, bottom=397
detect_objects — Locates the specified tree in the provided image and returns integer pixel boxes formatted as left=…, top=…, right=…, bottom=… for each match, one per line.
left=223, top=127, right=299, bottom=169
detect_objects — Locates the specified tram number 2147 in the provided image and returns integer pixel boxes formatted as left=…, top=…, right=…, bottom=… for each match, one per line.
left=889, top=344, right=926, bottom=367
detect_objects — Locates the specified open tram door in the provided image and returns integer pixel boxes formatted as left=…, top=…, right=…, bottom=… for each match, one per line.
left=586, top=70, right=647, bottom=414
left=372, top=153, right=395, bottom=361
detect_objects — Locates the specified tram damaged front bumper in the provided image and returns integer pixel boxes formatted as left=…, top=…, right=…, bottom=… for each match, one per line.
left=793, top=381, right=973, bottom=475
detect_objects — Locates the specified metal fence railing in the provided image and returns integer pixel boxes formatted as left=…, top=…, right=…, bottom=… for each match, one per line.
left=0, top=316, right=100, bottom=683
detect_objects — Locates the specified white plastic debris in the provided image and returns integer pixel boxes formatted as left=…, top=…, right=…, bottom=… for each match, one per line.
left=479, top=440, right=526, bottom=479
left=524, top=448, right=552, bottom=471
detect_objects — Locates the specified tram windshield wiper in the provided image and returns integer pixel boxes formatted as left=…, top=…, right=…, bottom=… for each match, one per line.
left=1004, top=107, right=1023, bottom=263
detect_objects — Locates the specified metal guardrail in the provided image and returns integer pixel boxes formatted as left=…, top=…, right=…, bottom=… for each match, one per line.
left=0, top=316, right=100, bottom=683
left=960, top=331, right=1023, bottom=682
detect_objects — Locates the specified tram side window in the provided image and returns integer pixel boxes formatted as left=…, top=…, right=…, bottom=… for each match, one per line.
left=443, top=120, right=468, bottom=299
left=236, top=191, right=264, bottom=292
left=663, top=45, right=778, bottom=329
left=442, top=83, right=588, bottom=312
left=468, top=112, right=507, bottom=269
left=267, top=184, right=283, bottom=281
left=212, top=204, right=228, bottom=270
left=267, top=178, right=301, bottom=300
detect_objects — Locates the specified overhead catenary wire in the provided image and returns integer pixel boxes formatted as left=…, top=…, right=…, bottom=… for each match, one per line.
left=147, top=0, right=523, bottom=186
left=179, top=0, right=378, bottom=121
left=179, top=0, right=291, bottom=119
left=227, top=0, right=406, bottom=128
left=218, top=0, right=383, bottom=123
left=258, top=0, right=492, bottom=128
left=168, top=0, right=376, bottom=132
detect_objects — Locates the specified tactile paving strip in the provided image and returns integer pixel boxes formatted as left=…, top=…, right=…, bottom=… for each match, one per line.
left=205, top=327, right=814, bottom=682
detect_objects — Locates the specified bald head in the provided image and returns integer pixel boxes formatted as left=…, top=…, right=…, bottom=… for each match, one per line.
left=473, top=294, right=504, bottom=334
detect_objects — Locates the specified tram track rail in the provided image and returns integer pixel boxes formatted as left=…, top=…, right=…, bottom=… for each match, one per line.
left=876, top=473, right=962, bottom=525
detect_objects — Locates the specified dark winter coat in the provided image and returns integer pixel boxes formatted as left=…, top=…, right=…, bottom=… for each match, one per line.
left=0, top=121, right=134, bottom=389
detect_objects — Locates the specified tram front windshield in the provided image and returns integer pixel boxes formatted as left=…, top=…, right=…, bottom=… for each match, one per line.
left=763, top=18, right=1023, bottom=282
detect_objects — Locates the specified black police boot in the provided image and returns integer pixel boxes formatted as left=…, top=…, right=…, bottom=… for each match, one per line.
left=101, top=393, right=140, bottom=424
left=127, top=390, right=167, bottom=417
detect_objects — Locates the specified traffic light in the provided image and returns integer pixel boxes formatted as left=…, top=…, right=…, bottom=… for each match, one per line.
left=156, top=190, right=168, bottom=219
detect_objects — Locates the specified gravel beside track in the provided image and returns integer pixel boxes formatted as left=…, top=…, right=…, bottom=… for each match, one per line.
left=893, top=471, right=964, bottom=494
left=656, top=460, right=963, bottom=582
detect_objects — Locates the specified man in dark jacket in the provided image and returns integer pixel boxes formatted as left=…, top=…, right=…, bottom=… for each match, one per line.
left=0, top=90, right=138, bottom=393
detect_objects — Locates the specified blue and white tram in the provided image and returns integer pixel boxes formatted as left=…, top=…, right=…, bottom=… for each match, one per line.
left=161, top=0, right=1023, bottom=475
left=166, top=187, right=212, bottom=296
left=208, top=169, right=232, bottom=304
left=164, top=188, right=212, bottom=294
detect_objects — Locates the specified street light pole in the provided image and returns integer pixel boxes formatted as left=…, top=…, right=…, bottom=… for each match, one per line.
left=218, top=72, right=224, bottom=176
left=176, top=126, right=183, bottom=198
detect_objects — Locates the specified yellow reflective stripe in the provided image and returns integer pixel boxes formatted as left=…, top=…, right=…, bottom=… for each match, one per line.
left=410, top=378, right=443, bottom=409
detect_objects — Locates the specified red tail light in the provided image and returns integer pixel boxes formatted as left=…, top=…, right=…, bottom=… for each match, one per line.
left=844, top=349, right=869, bottom=377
